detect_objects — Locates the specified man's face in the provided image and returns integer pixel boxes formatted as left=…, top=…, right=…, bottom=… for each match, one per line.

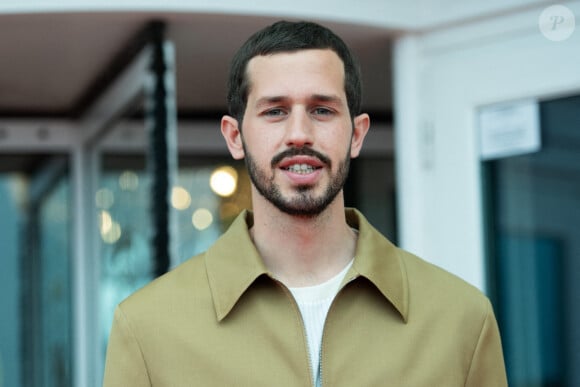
left=228, top=49, right=367, bottom=217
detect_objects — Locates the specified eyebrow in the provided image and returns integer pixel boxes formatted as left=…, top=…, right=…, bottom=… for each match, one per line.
left=255, top=96, right=288, bottom=108
left=254, top=94, right=344, bottom=108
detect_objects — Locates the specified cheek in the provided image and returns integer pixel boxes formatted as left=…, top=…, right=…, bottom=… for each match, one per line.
left=248, top=133, right=283, bottom=157
left=327, top=132, right=353, bottom=154
left=243, top=138, right=274, bottom=166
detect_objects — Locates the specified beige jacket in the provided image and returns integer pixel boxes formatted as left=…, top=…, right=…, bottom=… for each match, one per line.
left=103, top=209, right=507, bottom=386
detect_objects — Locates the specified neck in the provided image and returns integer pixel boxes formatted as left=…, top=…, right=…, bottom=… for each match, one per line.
left=249, top=193, right=357, bottom=287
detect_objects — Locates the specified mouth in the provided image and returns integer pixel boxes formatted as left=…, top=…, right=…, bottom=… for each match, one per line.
left=284, top=163, right=320, bottom=174
left=271, top=148, right=331, bottom=171
left=278, top=154, right=325, bottom=175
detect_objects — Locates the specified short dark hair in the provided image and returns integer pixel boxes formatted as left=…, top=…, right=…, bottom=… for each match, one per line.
left=226, top=20, right=362, bottom=122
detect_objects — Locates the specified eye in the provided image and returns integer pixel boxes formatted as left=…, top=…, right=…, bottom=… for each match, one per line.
left=263, top=108, right=286, bottom=117
left=312, top=107, right=334, bottom=116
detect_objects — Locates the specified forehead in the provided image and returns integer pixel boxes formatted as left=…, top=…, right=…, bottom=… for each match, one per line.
left=245, top=49, right=346, bottom=99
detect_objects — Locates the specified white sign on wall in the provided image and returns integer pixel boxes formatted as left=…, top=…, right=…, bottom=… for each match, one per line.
left=478, top=99, right=541, bottom=161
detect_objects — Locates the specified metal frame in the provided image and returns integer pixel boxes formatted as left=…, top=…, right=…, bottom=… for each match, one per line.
left=75, top=24, right=177, bottom=387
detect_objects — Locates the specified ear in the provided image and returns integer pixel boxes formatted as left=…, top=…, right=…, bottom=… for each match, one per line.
left=350, top=113, right=370, bottom=158
left=221, top=115, right=245, bottom=160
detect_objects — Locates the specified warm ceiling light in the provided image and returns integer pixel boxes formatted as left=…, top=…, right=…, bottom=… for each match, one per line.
left=192, top=208, right=213, bottom=230
left=100, top=210, right=113, bottom=234
left=171, top=186, right=191, bottom=210
left=100, top=211, right=121, bottom=244
left=210, top=166, right=238, bottom=197
left=119, top=170, right=139, bottom=191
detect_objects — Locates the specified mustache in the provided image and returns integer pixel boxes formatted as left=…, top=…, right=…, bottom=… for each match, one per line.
left=271, top=147, right=331, bottom=168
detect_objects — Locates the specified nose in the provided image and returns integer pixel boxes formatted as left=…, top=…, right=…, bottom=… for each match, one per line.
left=284, top=108, right=313, bottom=148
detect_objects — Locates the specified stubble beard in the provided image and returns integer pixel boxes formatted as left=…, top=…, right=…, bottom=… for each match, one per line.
left=243, top=144, right=351, bottom=218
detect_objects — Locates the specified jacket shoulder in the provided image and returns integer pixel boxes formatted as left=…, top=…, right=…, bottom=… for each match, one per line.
left=399, top=248, right=491, bottom=317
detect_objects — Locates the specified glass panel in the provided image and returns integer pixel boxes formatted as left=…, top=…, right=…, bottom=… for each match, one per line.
left=173, top=157, right=250, bottom=264
left=0, top=172, right=24, bottom=387
left=0, top=155, right=72, bottom=387
left=98, top=155, right=153, bottom=358
left=485, top=94, right=580, bottom=387
left=36, top=169, right=72, bottom=387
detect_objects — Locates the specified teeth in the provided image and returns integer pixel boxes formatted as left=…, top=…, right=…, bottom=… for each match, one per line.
left=287, top=164, right=315, bottom=174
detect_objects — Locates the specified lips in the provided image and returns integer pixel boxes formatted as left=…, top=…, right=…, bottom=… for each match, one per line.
left=271, top=148, right=331, bottom=171
left=278, top=154, right=325, bottom=174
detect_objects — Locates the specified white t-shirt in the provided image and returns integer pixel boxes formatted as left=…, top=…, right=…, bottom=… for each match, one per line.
left=288, top=259, right=354, bottom=387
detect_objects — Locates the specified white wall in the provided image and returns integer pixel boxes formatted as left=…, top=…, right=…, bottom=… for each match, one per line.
left=394, top=1, right=580, bottom=291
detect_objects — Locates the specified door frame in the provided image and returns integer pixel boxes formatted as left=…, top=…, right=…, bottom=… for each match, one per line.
left=393, top=3, right=580, bottom=291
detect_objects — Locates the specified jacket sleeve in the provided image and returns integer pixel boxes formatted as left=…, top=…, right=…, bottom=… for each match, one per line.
left=103, top=306, right=152, bottom=387
left=464, top=298, right=508, bottom=387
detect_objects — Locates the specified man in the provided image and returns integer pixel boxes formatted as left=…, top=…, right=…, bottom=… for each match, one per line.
left=103, top=21, right=507, bottom=386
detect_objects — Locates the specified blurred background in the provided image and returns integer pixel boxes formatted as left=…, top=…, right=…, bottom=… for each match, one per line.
left=0, top=1, right=578, bottom=386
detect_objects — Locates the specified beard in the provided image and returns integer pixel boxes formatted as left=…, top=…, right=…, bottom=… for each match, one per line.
left=243, top=144, right=351, bottom=217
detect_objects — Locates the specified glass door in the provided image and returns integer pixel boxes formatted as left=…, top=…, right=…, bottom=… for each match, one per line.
left=78, top=27, right=179, bottom=384
left=484, top=94, right=580, bottom=386
left=0, top=154, right=72, bottom=387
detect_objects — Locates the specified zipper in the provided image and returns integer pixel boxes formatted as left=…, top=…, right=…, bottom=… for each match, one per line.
left=273, top=278, right=316, bottom=387
left=319, top=275, right=358, bottom=387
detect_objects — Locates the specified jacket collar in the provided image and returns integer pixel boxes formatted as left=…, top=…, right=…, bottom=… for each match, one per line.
left=205, top=209, right=409, bottom=322
left=343, top=208, right=409, bottom=322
